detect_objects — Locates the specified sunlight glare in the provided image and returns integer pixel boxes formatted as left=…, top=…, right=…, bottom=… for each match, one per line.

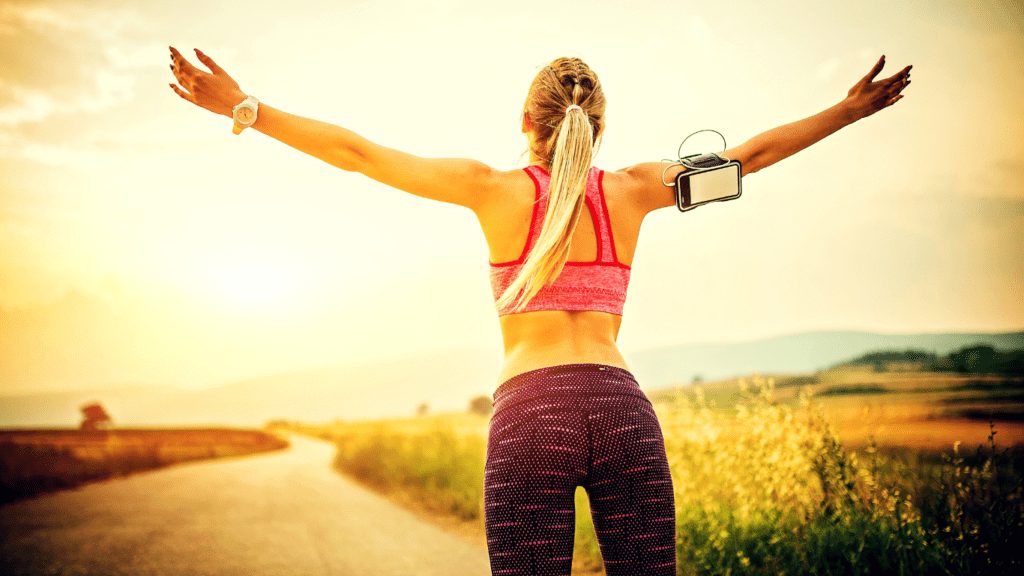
left=210, top=260, right=301, bottom=311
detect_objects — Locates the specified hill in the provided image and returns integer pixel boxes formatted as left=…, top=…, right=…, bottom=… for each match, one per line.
left=627, top=330, right=1024, bottom=387
left=3, top=330, right=1022, bottom=427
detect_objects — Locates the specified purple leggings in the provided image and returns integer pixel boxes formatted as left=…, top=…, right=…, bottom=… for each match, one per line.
left=485, top=364, right=676, bottom=576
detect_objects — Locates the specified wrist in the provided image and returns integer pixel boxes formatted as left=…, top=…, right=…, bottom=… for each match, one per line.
left=231, top=94, right=260, bottom=135
left=835, top=98, right=864, bottom=125
left=225, top=90, right=247, bottom=117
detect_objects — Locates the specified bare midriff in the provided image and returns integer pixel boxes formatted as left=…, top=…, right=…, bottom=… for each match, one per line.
left=496, top=309, right=628, bottom=384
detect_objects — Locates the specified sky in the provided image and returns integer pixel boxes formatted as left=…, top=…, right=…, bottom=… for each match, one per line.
left=1, top=0, right=1022, bottom=394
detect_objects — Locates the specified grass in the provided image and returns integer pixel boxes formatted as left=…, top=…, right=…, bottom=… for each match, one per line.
left=285, top=372, right=1024, bottom=575
left=0, top=428, right=289, bottom=504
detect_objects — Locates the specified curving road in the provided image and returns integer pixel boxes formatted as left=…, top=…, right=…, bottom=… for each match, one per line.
left=0, top=434, right=490, bottom=575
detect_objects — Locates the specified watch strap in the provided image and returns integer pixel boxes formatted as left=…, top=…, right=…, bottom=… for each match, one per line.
left=231, top=95, right=260, bottom=134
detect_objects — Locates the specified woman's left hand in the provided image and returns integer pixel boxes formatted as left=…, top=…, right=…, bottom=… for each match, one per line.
left=168, top=47, right=247, bottom=118
left=844, top=55, right=912, bottom=121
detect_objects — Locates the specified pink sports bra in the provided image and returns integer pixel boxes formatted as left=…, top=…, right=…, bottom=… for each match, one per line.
left=490, top=165, right=631, bottom=316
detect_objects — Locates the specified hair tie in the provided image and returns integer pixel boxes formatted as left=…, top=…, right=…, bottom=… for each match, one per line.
left=565, top=105, right=584, bottom=115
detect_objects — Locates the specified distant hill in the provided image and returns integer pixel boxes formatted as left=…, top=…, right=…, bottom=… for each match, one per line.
left=3, top=330, right=1022, bottom=427
left=0, top=348, right=502, bottom=428
left=626, top=330, right=1024, bottom=387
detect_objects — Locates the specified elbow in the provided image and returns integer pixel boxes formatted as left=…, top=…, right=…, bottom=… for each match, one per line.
left=739, top=153, right=763, bottom=177
left=728, top=143, right=764, bottom=177
left=329, top=143, right=367, bottom=173
left=743, top=146, right=777, bottom=176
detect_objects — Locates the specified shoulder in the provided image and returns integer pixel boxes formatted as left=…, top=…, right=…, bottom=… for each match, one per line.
left=600, top=162, right=685, bottom=215
left=473, top=166, right=540, bottom=219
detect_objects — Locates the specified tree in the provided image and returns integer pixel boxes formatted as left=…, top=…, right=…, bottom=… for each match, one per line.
left=469, top=395, right=493, bottom=416
left=80, top=403, right=112, bottom=430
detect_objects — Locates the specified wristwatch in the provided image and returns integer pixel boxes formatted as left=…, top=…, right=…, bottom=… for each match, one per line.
left=232, top=95, right=260, bottom=135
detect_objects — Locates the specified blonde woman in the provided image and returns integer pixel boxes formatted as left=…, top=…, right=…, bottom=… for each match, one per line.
left=169, top=48, right=910, bottom=575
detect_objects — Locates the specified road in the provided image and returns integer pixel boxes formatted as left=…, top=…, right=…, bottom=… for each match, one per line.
left=0, top=434, right=491, bottom=575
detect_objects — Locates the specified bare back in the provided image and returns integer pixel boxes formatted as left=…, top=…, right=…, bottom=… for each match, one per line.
left=476, top=166, right=650, bottom=383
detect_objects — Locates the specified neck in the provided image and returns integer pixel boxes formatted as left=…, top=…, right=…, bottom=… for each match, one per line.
left=529, top=150, right=548, bottom=168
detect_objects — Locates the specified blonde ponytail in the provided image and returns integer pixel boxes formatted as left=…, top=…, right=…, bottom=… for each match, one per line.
left=496, top=105, right=595, bottom=313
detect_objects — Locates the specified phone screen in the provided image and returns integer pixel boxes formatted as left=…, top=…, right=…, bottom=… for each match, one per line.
left=689, top=164, right=741, bottom=204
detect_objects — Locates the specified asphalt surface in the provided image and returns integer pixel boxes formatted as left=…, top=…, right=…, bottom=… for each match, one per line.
left=0, top=434, right=491, bottom=575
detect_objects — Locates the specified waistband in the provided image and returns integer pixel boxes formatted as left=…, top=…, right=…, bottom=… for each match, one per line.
left=492, top=363, right=646, bottom=414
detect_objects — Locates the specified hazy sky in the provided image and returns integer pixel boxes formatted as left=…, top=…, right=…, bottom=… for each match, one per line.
left=1, top=0, right=1022, bottom=392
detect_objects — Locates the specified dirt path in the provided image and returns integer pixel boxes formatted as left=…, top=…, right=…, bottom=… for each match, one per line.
left=0, top=434, right=490, bottom=575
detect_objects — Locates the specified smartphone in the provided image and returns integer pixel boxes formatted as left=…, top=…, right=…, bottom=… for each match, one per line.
left=675, top=161, right=742, bottom=212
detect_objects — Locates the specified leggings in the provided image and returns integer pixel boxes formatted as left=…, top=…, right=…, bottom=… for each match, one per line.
left=485, top=364, right=676, bottom=576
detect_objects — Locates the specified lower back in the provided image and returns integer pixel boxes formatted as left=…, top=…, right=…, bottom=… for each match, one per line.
left=496, top=310, right=629, bottom=383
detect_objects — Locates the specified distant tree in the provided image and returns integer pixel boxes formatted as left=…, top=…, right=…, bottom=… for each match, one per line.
left=692, top=374, right=704, bottom=385
left=931, top=345, right=1024, bottom=375
left=949, top=345, right=996, bottom=373
left=416, top=402, right=429, bottom=416
left=837, top=349, right=937, bottom=370
left=80, top=403, right=112, bottom=430
left=469, top=395, right=493, bottom=416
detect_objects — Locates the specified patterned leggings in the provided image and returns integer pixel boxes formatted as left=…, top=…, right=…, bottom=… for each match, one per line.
left=485, top=364, right=676, bottom=576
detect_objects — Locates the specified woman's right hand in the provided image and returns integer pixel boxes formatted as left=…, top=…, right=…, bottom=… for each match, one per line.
left=168, top=47, right=248, bottom=118
left=843, top=56, right=911, bottom=121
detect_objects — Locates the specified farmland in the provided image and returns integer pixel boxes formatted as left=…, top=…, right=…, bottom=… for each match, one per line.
left=0, top=428, right=289, bottom=504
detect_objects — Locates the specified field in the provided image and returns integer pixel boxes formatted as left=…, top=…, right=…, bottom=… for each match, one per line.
left=649, top=368, right=1024, bottom=450
left=0, top=428, right=289, bottom=504
left=281, top=368, right=1023, bottom=575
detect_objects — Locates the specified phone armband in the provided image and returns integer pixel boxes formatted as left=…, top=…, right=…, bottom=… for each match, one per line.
left=675, top=157, right=743, bottom=212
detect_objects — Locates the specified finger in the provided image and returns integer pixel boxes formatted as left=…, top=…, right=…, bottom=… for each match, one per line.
left=889, top=77, right=910, bottom=96
left=861, top=55, right=886, bottom=84
left=884, top=65, right=912, bottom=85
left=194, top=48, right=227, bottom=76
left=885, top=94, right=904, bottom=108
left=169, top=62, right=192, bottom=92
left=168, top=83, right=195, bottom=104
left=169, top=46, right=200, bottom=77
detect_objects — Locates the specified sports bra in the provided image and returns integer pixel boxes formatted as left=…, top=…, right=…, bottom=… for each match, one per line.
left=490, top=165, right=631, bottom=316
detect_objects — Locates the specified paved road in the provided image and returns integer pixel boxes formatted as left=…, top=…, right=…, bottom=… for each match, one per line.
left=0, top=435, right=491, bottom=575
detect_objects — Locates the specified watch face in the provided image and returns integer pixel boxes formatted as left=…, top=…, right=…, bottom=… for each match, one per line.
left=236, top=106, right=255, bottom=124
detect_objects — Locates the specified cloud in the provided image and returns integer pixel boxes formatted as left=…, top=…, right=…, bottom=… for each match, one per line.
left=0, top=70, right=135, bottom=126
left=0, top=1, right=156, bottom=127
left=0, top=2, right=149, bottom=42
left=0, top=79, right=57, bottom=125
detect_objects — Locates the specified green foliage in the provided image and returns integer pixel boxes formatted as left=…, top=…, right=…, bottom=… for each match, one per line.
left=328, top=419, right=486, bottom=521
left=834, top=344, right=1024, bottom=375
left=661, top=378, right=1023, bottom=575
left=833, top=348, right=937, bottom=370
left=302, top=384, right=1023, bottom=575
left=933, top=346, right=1024, bottom=375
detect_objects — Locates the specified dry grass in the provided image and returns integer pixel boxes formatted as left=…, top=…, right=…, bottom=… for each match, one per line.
left=287, top=369, right=1024, bottom=575
left=0, top=428, right=289, bottom=503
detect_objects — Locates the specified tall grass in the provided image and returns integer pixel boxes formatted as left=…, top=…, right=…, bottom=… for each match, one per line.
left=299, top=380, right=1022, bottom=575
left=660, top=377, right=1022, bottom=575
left=312, top=416, right=487, bottom=521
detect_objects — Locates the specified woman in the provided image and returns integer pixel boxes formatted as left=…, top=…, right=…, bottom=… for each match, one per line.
left=169, top=49, right=911, bottom=575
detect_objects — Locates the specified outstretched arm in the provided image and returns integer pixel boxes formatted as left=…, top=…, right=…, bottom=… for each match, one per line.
left=725, top=55, right=911, bottom=175
left=629, top=55, right=912, bottom=213
left=167, top=47, right=502, bottom=212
